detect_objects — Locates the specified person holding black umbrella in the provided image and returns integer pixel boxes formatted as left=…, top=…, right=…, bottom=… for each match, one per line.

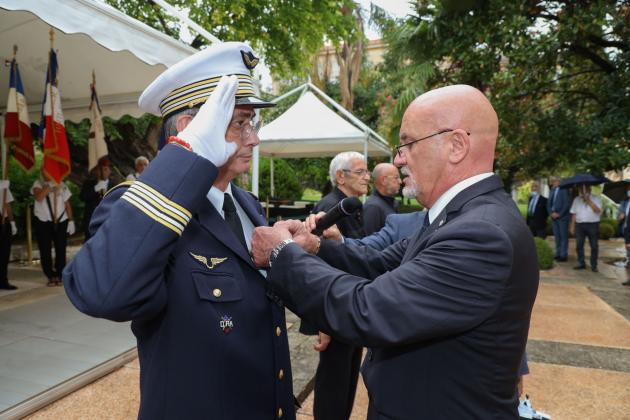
left=570, top=184, right=602, bottom=272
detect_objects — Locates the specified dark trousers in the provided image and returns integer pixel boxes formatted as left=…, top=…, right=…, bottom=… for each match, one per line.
left=34, top=219, right=68, bottom=280
left=313, top=339, right=362, bottom=420
left=575, top=222, right=599, bottom=269
left=552, top=217, right=569, bottom=259
left=0, top=222, right=12, bottom=285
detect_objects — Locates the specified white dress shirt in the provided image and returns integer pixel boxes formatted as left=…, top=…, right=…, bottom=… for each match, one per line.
left=428, top=173, right=494, bottom=224
left=570, top=195, right=602, bottom=223
left=30, top=180, right=72, bottom=222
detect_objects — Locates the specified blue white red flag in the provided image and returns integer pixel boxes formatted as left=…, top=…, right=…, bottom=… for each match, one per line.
left=39, top=49, right=70, bottom=184
left=4, top=58, right=34, bottom=171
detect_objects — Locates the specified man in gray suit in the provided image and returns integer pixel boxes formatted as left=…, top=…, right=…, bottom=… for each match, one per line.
left=547, top=176, right=571, bottom=261
left=252, top=84, right=538, bottom=419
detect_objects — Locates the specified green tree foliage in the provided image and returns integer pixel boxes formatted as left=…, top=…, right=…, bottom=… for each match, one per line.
left=374, top=0, right=630, bottom=183
left=257, top=157, right=303, bottom=200
left=105, top=0, right=358, bottom=76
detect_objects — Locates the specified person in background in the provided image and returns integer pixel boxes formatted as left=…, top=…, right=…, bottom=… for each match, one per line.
left=306, top=150, right=369, bottom=420
left=619, top=183, right=630, bottom=285
left=0, top=181, right=18, bottom=290
left=547, top=176, right=571, bottom=261
left=31, top=171, right=75, bottom=286
left=362, top=163, right=401, bottom=235
left=80, top=159, right=112, bottom=242
left=570, top=184, right=601, bottom=272
left=526, top=181, right=548, bottom=238
left=126, top=156, right=149, bottom=181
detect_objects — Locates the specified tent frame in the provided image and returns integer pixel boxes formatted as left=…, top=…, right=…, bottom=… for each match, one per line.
left=252, top=82, right=392, bottom=197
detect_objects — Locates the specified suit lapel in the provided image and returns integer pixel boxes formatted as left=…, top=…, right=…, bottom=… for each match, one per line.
left=402, top=175, right=504, bottom=263
left=195, top=197, right=256, bottom=270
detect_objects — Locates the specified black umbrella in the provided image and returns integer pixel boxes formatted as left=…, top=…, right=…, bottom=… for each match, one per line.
left=603, top=179, right=630, bottom=204
left=559, top=173, right=611, bottom=189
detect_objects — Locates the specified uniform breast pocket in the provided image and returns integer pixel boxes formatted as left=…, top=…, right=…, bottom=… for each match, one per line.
left=192, top=270, right=243, bottom=303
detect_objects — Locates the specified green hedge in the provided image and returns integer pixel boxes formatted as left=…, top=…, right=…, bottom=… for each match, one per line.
left=599, top=222, right=615, bottom=240
left=534, top=237, right=554, bottom=270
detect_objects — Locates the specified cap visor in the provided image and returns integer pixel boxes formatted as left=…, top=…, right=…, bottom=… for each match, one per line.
left=235, top=96, right=276, bottom=108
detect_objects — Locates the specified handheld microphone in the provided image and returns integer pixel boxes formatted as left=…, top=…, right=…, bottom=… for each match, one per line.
left=312, top=196, right=362, bottom=236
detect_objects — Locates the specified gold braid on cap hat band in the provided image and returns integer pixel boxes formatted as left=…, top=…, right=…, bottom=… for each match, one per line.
left=159, top=74, right=256, bottom=118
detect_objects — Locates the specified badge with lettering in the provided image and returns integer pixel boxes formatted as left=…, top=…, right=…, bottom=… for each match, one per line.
left=220, top=315, right=234, bottom=334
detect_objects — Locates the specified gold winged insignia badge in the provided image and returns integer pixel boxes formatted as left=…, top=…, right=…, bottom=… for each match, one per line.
left=190, top=252, right=228, bottom=270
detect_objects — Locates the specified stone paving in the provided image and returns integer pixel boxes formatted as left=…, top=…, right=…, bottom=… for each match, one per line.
left=2, top=238, right=629, bottom=419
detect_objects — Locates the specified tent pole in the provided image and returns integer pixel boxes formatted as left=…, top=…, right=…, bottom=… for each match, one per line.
left=272, top=83, right=308, bottom=104
left=252, top=146, right=259, bottom=196
left=270, top=155, right=275, bottom=198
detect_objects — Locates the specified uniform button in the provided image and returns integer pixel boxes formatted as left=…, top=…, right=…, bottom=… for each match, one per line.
left=277, top=407, right=283, bottom=418
left=212, top=289, right=222, bottom=298
left=275, top=326, right=282, bottom=337
left=278, top=369, right=284, bottom=380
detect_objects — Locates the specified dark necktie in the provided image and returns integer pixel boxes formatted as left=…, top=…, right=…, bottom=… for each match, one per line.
left=418, top=213, right=431, bottom=237
left=223, top=193, right=248, bottom=250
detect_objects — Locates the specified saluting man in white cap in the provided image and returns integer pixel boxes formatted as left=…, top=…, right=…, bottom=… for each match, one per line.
left=64, top=42, right=295, bottom=420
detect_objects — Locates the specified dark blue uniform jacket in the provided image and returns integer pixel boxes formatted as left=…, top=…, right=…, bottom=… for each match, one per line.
left=268, top=175, right=538, bottom=419
left=64, top=145, right=295, bottom=420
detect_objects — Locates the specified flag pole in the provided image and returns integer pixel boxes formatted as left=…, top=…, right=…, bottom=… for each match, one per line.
left=92, top=70, right=104, bottom=190
left=48, top=28, right=58, bottom=223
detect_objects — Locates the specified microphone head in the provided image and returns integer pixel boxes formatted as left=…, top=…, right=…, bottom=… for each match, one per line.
left=339, top=196, right=363, bottom=215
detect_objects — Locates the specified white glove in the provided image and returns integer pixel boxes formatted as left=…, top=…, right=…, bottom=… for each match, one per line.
left=177, top=75, right=238, bottom=167
left=94, top=180, right=108, bottom=193
left=10, top=221, right=17, bottom=236
left=67, top=220, right=76, bottom=236
left=0, top=180, right=9, bottom=189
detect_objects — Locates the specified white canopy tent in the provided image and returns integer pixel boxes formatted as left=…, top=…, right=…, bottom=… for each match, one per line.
left=0, top=0, right=197, bottom=123
left=254, top=82, right=392, bottom=196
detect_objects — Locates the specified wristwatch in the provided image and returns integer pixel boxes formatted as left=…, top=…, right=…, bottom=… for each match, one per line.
left=269, top=239, right=294, bottom=267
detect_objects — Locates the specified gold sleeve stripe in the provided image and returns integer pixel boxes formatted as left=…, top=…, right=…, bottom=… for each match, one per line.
left=130, top=184, right=190, bottom=225
left=133, top=181, right=192, bottom=219
left=122, top=191, right=186, bottom=232
left=128, top=188, right=188, bottom=227
left=121, top=193, right=184, bottom=236
left=104, top=181, right=134, bottom=198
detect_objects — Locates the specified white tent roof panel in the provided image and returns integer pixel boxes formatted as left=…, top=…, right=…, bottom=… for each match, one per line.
left=0, top=0, right=196, bottom=122
left=258, top=91, right=390, bottom=157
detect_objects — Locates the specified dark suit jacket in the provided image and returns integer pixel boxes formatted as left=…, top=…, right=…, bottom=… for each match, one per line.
left=64, top=145, right=295, bottom=420
left=362, top=190, right=398, bottom=235
left=300, top=187, right=366, bottom=335
left=527, top=194, right=548, bottom=237
left=269, top=175, right=538, bottom=419
left=547, top=187, right=571, bottom=220
left=346, top=211, right=426, bottom=250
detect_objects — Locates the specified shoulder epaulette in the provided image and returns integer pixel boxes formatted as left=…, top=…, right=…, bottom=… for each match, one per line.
left=104, top=181, right=134, bottom=198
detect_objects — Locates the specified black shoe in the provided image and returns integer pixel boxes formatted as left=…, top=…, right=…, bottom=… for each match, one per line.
left=573, top=265, right=586, bottom=270
left=591, top=267, right=598, bottom=273
left=557, top=257, right=568, bottom=262
left=622, top=280, right=630, bottom=286
left=0, top=283, right=17, bottom=290
left=554, top=256, right=560, bottom=261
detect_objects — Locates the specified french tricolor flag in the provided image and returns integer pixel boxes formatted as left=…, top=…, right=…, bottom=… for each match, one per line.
left=4, top=58, right=35, bottom=171
left=39, top=49, right=70, bottom=184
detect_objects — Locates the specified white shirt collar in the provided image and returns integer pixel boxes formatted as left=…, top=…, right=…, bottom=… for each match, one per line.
left=428, top=173, right=494, bottom=224
left=207, top=183, right=233, bottom=219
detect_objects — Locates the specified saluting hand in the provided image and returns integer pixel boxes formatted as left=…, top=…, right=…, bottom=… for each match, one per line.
left=178, top=75, right=239, bottom=167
